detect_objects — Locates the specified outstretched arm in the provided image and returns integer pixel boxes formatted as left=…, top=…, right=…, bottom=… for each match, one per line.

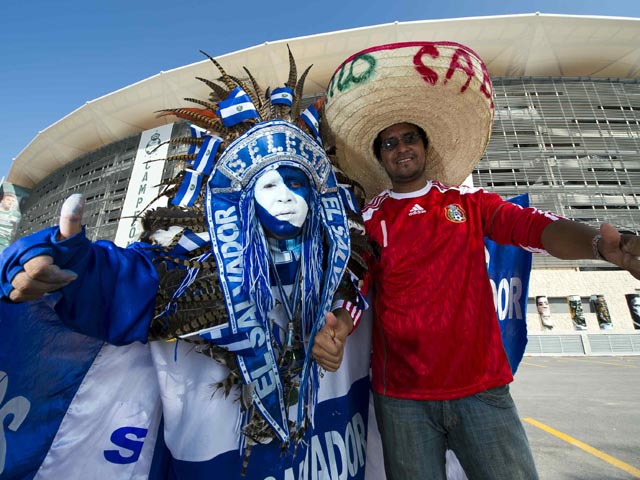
left=541, top=219, right=640, bottom=279
left=1, top=194, right=160, bottom=344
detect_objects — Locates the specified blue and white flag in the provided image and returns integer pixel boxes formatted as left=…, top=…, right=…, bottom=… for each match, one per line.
left=188, top=124, right=209, bottom=155
left=0, top=296, right=162, bottom=480
left=182, top=324, right=255, bottom=356
left=171, top=170, right=203, bottom=207
left=0, top=294, right=373, bottom=480
left=270, top=87, right=294, bottom=107
left=301, top=104, right=322, bottom=145
left=338, top=184, right=359, bottom=214
left=485, top=193, right=533, bottom=375
left=170, top=229, right=210, bottom=256
left=191, top=135, right=222, bottom=176
left=216, top=87, right=258, bottom=127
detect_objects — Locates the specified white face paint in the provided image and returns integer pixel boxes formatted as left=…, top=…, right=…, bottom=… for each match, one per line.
left=253, top=167, right=310, bottom=239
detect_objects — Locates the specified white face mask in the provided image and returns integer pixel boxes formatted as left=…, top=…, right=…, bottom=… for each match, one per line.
left=253, top=167, right=310, bottom=239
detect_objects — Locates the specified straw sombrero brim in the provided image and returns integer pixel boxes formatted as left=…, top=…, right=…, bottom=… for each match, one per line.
left=324, top=41, right=494, bottom=198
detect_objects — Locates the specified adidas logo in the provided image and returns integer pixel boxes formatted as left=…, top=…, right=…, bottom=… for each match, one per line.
left=409, top=204, right=426, bottom=216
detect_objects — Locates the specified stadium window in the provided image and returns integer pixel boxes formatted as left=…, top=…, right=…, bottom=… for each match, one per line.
left=598, top=105, right=634, bottom=111
left=526, top=296, right=568, bottom=314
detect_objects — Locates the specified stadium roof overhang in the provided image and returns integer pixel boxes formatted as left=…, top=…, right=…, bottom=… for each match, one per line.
left=8, top=13, right=640, bottom=188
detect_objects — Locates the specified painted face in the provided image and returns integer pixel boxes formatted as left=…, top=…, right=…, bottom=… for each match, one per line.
left=254, top=166, right=311, bottom=239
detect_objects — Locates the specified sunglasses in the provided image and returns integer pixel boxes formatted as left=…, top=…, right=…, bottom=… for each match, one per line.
left=380, top=131, right=423, bottom=151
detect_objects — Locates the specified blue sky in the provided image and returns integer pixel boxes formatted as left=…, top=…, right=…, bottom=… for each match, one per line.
left=1, top=0, right=639, bottom=183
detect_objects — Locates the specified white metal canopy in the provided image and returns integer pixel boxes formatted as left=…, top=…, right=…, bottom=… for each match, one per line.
left=9, top=13, right=640, bottom=188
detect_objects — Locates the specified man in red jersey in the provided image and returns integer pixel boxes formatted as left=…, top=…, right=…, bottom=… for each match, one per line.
left=325, top=41, right=640, bottom=480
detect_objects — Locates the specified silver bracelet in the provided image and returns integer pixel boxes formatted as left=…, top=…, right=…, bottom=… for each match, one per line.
left=592, top=234, right=604, bottom=260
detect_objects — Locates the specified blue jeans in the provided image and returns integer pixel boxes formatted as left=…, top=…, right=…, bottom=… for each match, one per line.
left=373, top=385, right=539, bottom=480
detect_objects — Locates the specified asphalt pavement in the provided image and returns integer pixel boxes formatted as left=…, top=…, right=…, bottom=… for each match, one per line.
left=510, top=355, right=640, bottom=480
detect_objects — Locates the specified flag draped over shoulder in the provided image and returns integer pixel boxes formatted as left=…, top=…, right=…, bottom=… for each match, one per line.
left=484, top=193, right=533, bottom=375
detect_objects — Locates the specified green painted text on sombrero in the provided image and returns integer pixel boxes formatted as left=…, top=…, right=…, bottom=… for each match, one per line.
left=327, top=54, right=376, bottom=99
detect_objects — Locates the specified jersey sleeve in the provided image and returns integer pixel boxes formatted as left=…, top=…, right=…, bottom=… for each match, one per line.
left=481, top=191, right=562, bottom=252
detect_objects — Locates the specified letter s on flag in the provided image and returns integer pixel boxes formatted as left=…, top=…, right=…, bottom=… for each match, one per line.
left=103, top=427, right=148, bottom=464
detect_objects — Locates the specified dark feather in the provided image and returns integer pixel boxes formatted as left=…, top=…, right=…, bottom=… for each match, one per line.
left=243, top=66, right=266, bottom=109
left=184, top=97, right=218, bottom=111
left=157, top=108, right=219, bottom=130
left=286, top=44, right=297, bottom=88
left=196, top=76, right=230, bottom=102
left=264, top=87, right=276, bottom=119
left=170, top=136, right=207, bottom=147
left=200, top=50, right=237, bottom=91
left=164, top=153, right=198, bottom=163
left=292, top=64, right=313, bottom=119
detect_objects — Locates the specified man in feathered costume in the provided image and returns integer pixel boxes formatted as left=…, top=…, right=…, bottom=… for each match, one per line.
left=0, top=48, right=371, bottom=479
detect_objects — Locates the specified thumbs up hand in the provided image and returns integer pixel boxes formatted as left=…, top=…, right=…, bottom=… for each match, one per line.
left=9, top=195, right=84, bottom=302
left=58, top=193, right=85, bottom=241
left=311, top=308, right=354, bottom=372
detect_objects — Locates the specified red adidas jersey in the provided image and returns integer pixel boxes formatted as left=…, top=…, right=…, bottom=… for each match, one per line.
left=363, top=181, right=558, bottom=400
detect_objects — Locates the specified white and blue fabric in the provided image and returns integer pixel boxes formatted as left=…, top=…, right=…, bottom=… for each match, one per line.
left=171, top=169, right=204, bottom=207
left=270, top=87, right=294, bottom=107
left=0, top=231, right=370, bottom=480
left=169, top=229, right=210, bottom=256
left=0, top=118, right=369, bottom=479
left=216, top=87, right=259, bottom=127
left=484, top=193, right=533, bottom=374
left=0, top=293, right=372, bottom=479
left=0, top=296, right=162, bottom=480
left=188, top=124, right=209, bottom=155
left=191, top=135, right=222, bottom=175
left=338, top=183, right=359, bottom=215
left=301, top=104, right=322, bottom=145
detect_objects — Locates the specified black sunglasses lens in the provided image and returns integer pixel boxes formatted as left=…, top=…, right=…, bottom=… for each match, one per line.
left=403, top=132, right=419, bottom=144
left=381, top=132, right=421, bottom=151
left=382, top=138, right=399, bottom=150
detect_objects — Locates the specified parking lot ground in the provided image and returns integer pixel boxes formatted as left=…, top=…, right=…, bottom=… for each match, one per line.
left=511, top=356, right=640, bottom=480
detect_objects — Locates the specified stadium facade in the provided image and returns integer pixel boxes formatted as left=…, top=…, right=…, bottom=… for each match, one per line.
left=4, top=13, right=640, bottom=354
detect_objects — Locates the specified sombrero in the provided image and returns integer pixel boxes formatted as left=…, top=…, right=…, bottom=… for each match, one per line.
left=324, top=41, right=494, bottom=197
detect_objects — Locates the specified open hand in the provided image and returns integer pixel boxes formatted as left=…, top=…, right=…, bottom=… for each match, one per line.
left=599, top=223, right=640, bottom=280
